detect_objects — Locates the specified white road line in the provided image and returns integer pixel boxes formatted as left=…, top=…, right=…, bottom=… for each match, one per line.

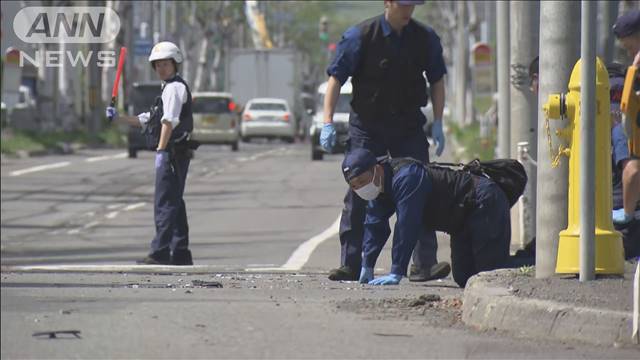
left=105, top=211, right=119, bottom=219
left=83, top=221, right=100, bottom=229
left=85, top=153, right=127, bottom=162
left=237, top=148, right=286, bottom=163
left=246, top=264, right=278, bottom=267
left=250, top=214, right=341, bottom=272
left=123, top=202, right=146, bottom=211
left=9, top=161, right=71, bottom=177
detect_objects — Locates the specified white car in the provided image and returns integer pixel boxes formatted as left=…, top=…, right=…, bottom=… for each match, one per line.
left=241, top=98, right=295, bottom=143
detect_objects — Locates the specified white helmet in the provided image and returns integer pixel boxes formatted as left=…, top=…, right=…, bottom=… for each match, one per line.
left=148, top=41, right=183, bottom=64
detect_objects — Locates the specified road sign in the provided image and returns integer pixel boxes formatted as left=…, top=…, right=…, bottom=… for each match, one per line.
left=134, top=39, right=153, bottom=56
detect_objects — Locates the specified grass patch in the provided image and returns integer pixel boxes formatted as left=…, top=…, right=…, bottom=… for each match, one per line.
left=448, top=121, right=496, bottom=161
left=1, top=127, right=126, bottom=155
left=474, top=95, right=493, bottom=115
left=0, top=130, right=45, bottom=154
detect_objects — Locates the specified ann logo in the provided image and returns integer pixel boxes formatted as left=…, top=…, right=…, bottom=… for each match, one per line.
left=26, top=12, right=104, bottom=38
left=14, top=7, right=120, bottom=44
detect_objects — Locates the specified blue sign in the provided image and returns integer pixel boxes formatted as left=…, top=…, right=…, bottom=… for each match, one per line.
left=134, top=39, right=153, bottom=56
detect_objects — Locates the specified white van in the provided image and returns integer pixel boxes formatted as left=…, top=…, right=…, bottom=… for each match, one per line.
left=309, top=78, right=352, bottom=161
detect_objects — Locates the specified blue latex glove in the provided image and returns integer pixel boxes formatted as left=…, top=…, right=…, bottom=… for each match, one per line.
left=320, top=123, right=336, bottom=152
left=368, top=273, right=402, bottom=285
left=431, top=119, right=445, bottom=157
left=612, top=208, right=633, bottom=225
left=105, top=106, right=117, bottom=122
left=155, top=151, right=168, bottom=170
left=359, top=267, right=374, bottom=284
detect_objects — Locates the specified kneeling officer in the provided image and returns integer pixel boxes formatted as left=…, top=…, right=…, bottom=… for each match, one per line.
left=342, top=148, right=513, bottom=287
left=106, top=41, right=198, bottom=265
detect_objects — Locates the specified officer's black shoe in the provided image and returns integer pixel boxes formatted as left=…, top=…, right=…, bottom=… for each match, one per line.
left=328, top=266, right=358, bottom=281
left=408, top=262, right=451, bottom=282
left=136, top=251, right=170, bottom=265
left=171, top=249, right=193, bottom=266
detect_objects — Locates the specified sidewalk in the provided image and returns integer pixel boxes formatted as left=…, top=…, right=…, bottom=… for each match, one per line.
left=461, top=259, right=639, bottom=347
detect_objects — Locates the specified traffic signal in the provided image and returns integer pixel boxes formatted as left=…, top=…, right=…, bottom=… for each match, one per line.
left=319, top=16, right=329, bottom=42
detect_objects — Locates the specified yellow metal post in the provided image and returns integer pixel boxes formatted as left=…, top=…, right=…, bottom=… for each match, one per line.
left=543, top=58, right=625, bottom=274
left=621, top=65, right=640, bottom=157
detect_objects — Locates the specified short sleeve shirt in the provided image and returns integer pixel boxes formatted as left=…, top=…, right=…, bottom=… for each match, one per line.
left=326, top=15, right=447, bottom=86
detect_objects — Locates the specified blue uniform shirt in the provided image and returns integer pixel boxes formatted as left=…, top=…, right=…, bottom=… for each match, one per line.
left=612, top=123, right=631, bottom=209
left=326, top=15, right=447, bottom=86
left=362, top=162, right=432, bottom=276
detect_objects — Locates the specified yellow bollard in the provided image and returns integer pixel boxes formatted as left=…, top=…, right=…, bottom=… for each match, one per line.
left=543, top=57, right=625, bottom=275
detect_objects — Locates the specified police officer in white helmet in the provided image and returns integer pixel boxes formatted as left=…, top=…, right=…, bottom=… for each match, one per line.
left=106, top=41, right=198, bottom=265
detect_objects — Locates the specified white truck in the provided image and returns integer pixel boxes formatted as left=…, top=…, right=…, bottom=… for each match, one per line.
left=225, top=48, right=303, bottom=138
left=308, top=78, right=353, bottom=161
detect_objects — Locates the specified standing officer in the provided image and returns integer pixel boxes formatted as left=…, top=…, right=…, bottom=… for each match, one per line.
left=342, top=148, right=514, bottom=288
left=612, top=11, right=640, bottom=227
left=323, top=0, right=450, bottom=282
left=607, top=64, right=640, bottom=259
left=106, top=41, right=197, bottom=265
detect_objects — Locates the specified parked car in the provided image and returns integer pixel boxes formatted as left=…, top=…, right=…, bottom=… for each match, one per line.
left=309, top=78, right=352, bottom=161
left=240, top=98, right=295, bottom=143
left=127, top=81, right=162, bottom=158
left=190, top=92, right=241, bottom=151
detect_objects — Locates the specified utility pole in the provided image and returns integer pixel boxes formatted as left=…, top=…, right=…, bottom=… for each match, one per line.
left=455, top=1, right=468, bottom=125
left=597, top=1, right=619, bottom=65
left=510, top=1, right=539, bottom=248
left=485, top=1, right=497, bottom=93
left=497, top=1, right=510, bottom=158
left=579, top=0, right=597, bottom=282
left=536, top=1, right=581, bottom=279
left=160, top=0, right=166, bottom=40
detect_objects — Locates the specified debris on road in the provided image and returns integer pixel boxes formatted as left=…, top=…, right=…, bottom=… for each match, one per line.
left=32, top=330, right=81, bottom=339
left=191, top=280, right=223, bottom=288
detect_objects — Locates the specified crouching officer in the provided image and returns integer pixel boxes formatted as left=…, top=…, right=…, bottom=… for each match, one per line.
left=324, top=0, right=450, bottom=282
left=106, top=41, right=198, bottom=265
left=342, top=148, right=515, bottom=287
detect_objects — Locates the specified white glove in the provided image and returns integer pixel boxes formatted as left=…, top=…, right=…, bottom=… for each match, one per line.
left=137, top=112, right=150, bottom=125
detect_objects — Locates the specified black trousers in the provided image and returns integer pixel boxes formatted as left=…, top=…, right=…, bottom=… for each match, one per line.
left=150, top=150, right=191, bottom=256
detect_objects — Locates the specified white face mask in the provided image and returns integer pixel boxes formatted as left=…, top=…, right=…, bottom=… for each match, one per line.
left=354, top=166, right=382, bottom=201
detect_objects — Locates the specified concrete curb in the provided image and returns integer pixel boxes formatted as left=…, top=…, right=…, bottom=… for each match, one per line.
left=461, top=270, right=635, bottom=347
left=0, top=264, right=311, bottom=275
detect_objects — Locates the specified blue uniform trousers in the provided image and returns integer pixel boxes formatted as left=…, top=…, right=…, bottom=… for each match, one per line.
left=616, top=219, right=640, bottom=260
left=339, top=112, right=437, bottom=271
left=150, top=150, right=191, bottom=257
left=450, top=176, right=511, bottom=287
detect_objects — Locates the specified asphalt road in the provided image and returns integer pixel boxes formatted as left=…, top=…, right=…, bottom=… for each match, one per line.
left=2, top=142, right=638, bottom=359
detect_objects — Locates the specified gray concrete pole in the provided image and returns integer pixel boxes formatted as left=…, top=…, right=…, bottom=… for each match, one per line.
left=487, top=1, right=497, bottom=93
left=455, top=1, right=468, bottom=125
left=579, top=0, right=597, bottom=282
left=497, top=1, right=510, bottom=158
left=536, top=1, right=581, bottom=279
left=597, top=1, right=619, bottom=65
left=509, top=0, right=539, bottom=248
left=160, top=0, right=166, bottom=39
left=509, top=1, right=539, bottom=158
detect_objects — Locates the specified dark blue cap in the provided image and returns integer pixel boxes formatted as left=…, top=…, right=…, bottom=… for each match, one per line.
left=613, top=10, right=640, bottom=38
left=342, top=148, right=377, bottom=183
